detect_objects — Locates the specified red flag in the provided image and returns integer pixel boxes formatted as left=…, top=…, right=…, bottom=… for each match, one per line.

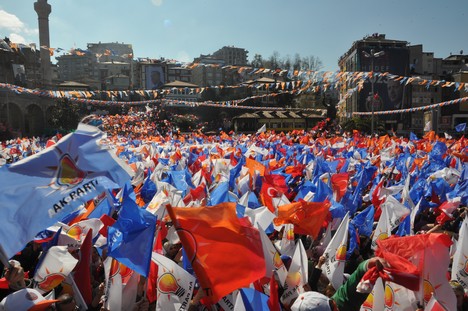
left=274, top=200, right=331, bottom=239
left=73, top=229, right=93, bottom=304
left=267, top=272, right=280, bottom=311
left=365, top=233, right=453, bottom=291
left=166, top=203, right=266, bottom=304
left=331, top=173, right=349, bottom=202
left=260, top=180, right=284, bottom=213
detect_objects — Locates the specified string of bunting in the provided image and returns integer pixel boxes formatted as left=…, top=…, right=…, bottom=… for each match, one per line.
left=0, top=83, right=323, bottom=112
left=353, top=97, right=468, bottom=116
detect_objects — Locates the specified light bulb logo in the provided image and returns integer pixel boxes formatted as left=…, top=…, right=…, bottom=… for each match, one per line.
left=361, top=292, right=374, bottom=310
left=66, top=225, right=83, bottom=240
left=158, top=272, right=185, bottom=297
left=286, top=228, right=295, bottom=241
left=423, top=279, right=435, bottom=304
left=56, top=154, right=87, bottom=187
left=377, top=232, right=388, bottom=241
left=384, top=284, right=395, bottom=309
left=335, top=245, right=347, bottom=261
left=286, top=271, right=301, bottom=287
left=37, top=267, right=66, bottom=291
left=273, top=252, right=284, bottom=269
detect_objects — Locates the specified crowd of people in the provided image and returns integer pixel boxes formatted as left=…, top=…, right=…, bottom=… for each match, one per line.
left=1, top=112, right=468, bottom=311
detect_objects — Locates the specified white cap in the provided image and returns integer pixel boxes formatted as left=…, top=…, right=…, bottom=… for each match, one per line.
left=291, top=292, right=332, bottom=311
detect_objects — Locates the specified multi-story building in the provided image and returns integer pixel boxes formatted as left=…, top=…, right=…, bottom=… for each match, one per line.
left=191, top=65, right=223, bottom=87
left=212, top=46, right=248, bottom=66
left=56, top=42, right=134, bottom=90
left=338, top=33, right=411, bottom=133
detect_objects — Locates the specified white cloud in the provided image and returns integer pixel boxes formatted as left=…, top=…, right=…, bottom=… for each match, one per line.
left=9, top=33, right=26, bottom=44
left=0, top=9, right=38, bottom=43
left=176, top=51, right=191, bottom=63
left=151, top=0, right=163, bottom=6
left=0, top=10, right=26, bottom=32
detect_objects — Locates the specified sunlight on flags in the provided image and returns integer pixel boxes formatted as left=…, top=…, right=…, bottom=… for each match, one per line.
left=152, top=252, right=195, bottom=311
left=323, top=213, right=349, bottom=289
left=103, top=257, right=122, bottom=311
left=107, top=196, right=157, bottom=277
left=33, top=245, right=78, bottom=293
left=451, top=216, right=468, bottom=290
left=166, top=202, right=266, bottom=304
left=0, top=123, right=133, bottom=259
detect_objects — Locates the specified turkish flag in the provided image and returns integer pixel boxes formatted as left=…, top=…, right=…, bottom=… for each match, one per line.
left=331, top=173, right=349, bottom=202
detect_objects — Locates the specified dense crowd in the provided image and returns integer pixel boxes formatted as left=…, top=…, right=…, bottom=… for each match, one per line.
left=1, top=113, right=468, bottom=311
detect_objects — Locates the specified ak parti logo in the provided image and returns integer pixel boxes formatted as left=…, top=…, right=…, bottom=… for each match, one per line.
left=55, top=154, right=87, bottom=188
left=335, top=244, right=347, bottom=261
left=273, top=251, right=285, bottom=270
left=36, top=267, right=67, bottom=292
left=361, top=292, right=374, bottom=310
left=384, top=284, right=395, bottom=309
left=158, top=272, right=185, bottom=298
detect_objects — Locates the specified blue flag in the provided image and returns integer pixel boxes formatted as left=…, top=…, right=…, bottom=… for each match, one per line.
left=0, top=124, right=132, bottom=259
left=239, top=288, right=269, bottom=311
left=351, top=205, right=375, bottom=237
left=410, top=132, right=418, bottom=141
left=107, top=196, right=157, bottom=277
left=456, top=123, right=466, bottom=132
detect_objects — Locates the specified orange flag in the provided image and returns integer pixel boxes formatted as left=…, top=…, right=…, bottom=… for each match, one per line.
left=245, top=157, right=266, bottom=178
left=166, top=203, right=266, bottom=304
left=274, top=200, right=331, bottom=239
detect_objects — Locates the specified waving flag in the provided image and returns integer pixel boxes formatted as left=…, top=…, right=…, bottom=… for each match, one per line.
left=451, top=217, right=468, bottom=289
left=104, top=257, right=122, bottom=311
left=107, top=196, right=157, bottom=277
left=274, top=200, right=331, bottom=239
left=73, top=229, right=93, bottom=305
left=34, top=245, right=79, bottom=293
left=152, top=252, right=196, bottom=311
left=0, top=124, right=132, bottom=259
left=166, top=203, right=266, bottom=304
left=323, top=213, right=349, bottom=289
left=456, top=123, right=466, bottom=133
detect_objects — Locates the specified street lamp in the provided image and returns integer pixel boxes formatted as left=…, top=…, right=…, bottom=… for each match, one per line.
left=362, top=49, right=385, bottom=134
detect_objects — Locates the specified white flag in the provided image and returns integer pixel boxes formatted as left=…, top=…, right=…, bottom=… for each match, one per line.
left=371, top=206, right=391, bottom=250
left=256, top=124, right=267, bottom=134
left=34, top=246, right=79, bottom=293
left=152, top=252, right=196, bottom=311
left=383, top=281, right=418, bottom=311
left=420, top=243, right=456, bottom=310
left=279, top=223, right=296, bottom=258
left=360, top=277, right=384, bottom=311
left=323, top=213, right=349, bottom=289
left=381, top=195, right=410, bottom=230
left=258, top=226, right=288, bottom=286
left=424, top=121, right=432, bottom=132
left=452, top=216, right=468, bottom=290
left=104, top=257, right=122, bottom=311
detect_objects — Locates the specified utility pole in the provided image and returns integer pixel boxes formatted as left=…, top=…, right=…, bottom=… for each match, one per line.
left=362, top=49, right=385, bottom=134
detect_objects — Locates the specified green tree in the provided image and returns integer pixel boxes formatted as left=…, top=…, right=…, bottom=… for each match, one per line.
left=47, top=98, right=84, bottom=133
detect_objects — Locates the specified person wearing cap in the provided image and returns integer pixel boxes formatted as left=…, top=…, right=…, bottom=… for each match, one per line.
left=290, top=257, right=388, bottom=311
left=0, top=288, right=59, bottom=311
left=449, top=280, right=468, bottom=311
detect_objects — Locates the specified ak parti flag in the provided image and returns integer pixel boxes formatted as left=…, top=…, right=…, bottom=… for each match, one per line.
left=166, top=203, right=266, bottom=304
left=274, top=200, right=331, bottom=239
left=0, top=123, right=133, bottom=259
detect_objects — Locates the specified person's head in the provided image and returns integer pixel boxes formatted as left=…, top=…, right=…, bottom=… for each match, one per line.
left=387, top=79, right=403, bottom=104
left=291, top=292, right=338, bottom=311
left=55, top=294, right=77, bottom=311
left=450, top=280, right=465, bottom=310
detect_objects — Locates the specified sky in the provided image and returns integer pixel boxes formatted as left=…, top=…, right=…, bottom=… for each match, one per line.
left=1, top=0, right=467, bottom=72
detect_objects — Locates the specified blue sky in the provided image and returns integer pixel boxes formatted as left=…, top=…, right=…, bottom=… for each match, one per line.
left=1, top=0, right=467, bottom=71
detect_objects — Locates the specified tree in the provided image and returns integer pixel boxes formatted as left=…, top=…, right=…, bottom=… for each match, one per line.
left=47, top=98, right=84, bottom=133
left=302, top=55, right=323, bottom=71
left=251, top=54, right=264, bottom=68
